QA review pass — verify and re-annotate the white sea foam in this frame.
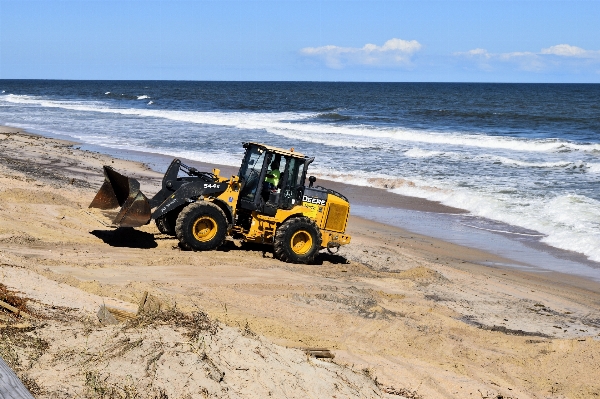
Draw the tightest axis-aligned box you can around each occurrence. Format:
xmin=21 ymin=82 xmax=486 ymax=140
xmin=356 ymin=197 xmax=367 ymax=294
xmin=389 ymin=185 xmax=600 ymax=263
xmin=137 ymin=95 xmax=150 ymax=100
xmin=491 ymin=156 xmax=582 ymax=169
xmin=404 ymin=148 xmax=443 ymax=158
xmin=105 ymin=92 xmax=110 ymax=95
xmin=403 ymin=149 xmax=590 ymax=170
xmin=147 ymin=101 xmax=153 ymax=105
xmin=587 ymin=163 xmax=600 ymax=173
xmin=309 ymin=166 xmax=600 ymax=263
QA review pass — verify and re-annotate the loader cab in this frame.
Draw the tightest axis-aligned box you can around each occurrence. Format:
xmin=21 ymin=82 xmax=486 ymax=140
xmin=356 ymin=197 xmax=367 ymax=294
xmin=238 ymin=142 xmax=313 ymax=216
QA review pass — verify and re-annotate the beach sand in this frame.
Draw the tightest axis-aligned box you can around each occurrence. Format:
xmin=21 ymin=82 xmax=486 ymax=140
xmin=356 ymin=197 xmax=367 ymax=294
xmin=1 ymin=126 xmax=599 ymax=398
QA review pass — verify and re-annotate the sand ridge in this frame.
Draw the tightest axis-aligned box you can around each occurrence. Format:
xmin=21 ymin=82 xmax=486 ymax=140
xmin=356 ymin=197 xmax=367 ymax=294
xmin=1 ymin=128 xmax=599 ymax=398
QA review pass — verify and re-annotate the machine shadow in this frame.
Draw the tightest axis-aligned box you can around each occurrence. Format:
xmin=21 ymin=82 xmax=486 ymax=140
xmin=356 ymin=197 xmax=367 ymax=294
xmin=91 ymin=228 xmax=158 ymax=249
xmin=224 ymin=241 xmax=349 ymax=265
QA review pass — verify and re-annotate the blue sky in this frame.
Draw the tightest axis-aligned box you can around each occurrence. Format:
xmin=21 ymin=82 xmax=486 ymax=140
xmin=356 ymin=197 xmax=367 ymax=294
xmin=1 ymin=0 xmax=599 ymax=82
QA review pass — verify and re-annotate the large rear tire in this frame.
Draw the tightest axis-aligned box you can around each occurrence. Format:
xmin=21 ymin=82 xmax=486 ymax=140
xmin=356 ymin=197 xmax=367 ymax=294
xmin=273 ymin=217 xmax=322 ymax=264
xmin=175 ymin=202 xmax=227 ymax=251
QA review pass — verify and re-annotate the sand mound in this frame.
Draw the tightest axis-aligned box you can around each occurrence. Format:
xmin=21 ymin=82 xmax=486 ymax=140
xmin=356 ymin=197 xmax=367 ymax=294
xmin=27 ymin=315 xmax=386 ymax=399
xmin=0 ymin=188 xmax=75 ymax=206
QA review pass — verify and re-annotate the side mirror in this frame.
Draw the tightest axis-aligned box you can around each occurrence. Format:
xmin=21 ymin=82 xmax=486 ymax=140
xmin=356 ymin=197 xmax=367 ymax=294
xmin=308 ymin=176 xmax=316 ymax=188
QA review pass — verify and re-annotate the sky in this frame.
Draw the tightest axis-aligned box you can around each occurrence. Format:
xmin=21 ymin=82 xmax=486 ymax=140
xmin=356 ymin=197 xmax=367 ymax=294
xmin=0 ymin=0 xmax=599 ymax=82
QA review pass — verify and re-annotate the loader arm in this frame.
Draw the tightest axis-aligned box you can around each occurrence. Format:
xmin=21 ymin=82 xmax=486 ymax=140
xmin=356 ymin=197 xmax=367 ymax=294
xmin=151 ymin=180 xmax=229 ymax=220
xmin=89 ymin=159 xmax=228 ymax=227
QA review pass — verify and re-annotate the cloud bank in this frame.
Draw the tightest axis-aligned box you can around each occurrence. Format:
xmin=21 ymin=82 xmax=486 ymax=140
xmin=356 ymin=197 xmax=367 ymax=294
xmin=455 ymin=44 xmax=600 ymax=72
xmin=300 ymin=38 xmax=422 ymax=69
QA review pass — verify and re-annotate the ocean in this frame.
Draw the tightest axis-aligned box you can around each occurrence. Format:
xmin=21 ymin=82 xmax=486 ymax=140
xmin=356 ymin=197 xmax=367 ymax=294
xmin=1 ymin=80 xmax=599 ymax=266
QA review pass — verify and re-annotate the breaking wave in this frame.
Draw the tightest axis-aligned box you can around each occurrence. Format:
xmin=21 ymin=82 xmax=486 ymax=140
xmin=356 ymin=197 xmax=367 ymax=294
xmin=2 ymin=94 xmax=600 ymax=154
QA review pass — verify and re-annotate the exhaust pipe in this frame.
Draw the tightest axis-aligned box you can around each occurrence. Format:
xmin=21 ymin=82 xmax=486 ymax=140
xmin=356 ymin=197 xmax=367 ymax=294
xmin=89 ymin=166 xmax=151 ymax=227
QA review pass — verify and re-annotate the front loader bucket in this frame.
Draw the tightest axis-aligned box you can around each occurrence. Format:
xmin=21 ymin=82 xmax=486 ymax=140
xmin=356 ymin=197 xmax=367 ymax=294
xmin=89 ymin=166 xmax=151 ymax=227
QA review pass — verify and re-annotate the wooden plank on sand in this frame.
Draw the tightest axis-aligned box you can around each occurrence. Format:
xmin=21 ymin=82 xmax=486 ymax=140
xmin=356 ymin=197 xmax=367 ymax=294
xmin=0 ymin=300 xmax=30 ymax=319
xmin=0 ymin=356 xmax=35 ymax=399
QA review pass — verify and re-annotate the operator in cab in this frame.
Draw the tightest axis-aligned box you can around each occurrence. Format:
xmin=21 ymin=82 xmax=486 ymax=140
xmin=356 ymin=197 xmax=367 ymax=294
xmin=265 ymin=155 xmax=281 ymax=190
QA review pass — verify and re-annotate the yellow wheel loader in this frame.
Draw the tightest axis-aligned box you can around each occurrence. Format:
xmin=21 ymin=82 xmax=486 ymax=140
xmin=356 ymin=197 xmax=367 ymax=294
xmin=89 ymin=142 xmax=351 ymax=263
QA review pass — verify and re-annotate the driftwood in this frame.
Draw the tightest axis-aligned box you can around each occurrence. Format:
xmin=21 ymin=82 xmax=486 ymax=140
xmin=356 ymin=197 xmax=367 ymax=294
xmin=105 ymin=307 xmax=136 ymax=322
xmin=97 ymin=304 xmax=138 ymax=325
xmin=0 ymin=356 xmax=35 ymax=399
xmin=0 ymin=300 xmax=30 ymax=319
xmin=137 ymin=291 xmax=162 ymax=314
xmin=303 ymin=348 xmax=335 ymax=359
xmin=96 ymin=291 xmax=163 ymax=325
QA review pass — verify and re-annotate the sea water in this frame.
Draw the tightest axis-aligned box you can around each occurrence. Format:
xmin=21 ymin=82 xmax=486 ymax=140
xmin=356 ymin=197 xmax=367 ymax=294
xmin=0 ymin=81 xmax=599 ymax=268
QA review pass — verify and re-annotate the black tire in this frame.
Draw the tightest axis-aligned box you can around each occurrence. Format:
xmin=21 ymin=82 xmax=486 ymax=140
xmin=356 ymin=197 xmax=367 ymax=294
xmin=175 ymin=202 xmax=227 ymax=251
xmin=155 ymin=205 xmax=184 ymax=236
xmin=273 ymin=217 xmax=322 ymax=264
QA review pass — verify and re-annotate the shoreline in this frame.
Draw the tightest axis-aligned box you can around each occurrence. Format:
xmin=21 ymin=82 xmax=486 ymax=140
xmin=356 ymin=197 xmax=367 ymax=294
xmin=1 ymin=125 xmax=600 ymax=398
xmin=15 ymin=123 xmax=600 ymax=282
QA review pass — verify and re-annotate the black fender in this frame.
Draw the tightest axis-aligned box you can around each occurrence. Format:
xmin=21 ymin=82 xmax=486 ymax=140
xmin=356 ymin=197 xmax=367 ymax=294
xmin=149 ymin=159 xmax=191 ymax=208
xmin=151 ymin=180 xmax=228 ymax=220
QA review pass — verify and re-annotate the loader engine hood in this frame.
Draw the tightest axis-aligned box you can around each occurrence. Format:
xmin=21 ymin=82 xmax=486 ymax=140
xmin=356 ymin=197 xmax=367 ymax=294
xmin=303 ymin=186 xmax=348 ymax=205
xmin=302 ymin=186 xmax=350 ymax=233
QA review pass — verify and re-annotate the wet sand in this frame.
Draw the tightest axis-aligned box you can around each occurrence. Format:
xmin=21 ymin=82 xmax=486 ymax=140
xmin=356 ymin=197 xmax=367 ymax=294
xmin=1 ymin=126 xmax=600 ymax=398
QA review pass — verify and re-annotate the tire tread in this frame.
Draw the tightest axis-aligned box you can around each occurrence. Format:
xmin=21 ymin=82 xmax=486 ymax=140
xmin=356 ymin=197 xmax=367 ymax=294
xmin=175 ymin=201 xmax=227 ymax=251
xmin=273 ymin=217 xmax=322 ymax=264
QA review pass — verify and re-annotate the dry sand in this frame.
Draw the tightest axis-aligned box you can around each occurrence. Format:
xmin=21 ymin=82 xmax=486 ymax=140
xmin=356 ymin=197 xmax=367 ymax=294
xmin=1 ymin=127 xmax=599 ymax=399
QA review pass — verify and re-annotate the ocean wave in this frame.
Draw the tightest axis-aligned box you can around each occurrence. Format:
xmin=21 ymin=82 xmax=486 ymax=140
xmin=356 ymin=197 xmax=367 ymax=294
xmin=315 ymin=112 xmax=352 ymax=121
xmin=2 ymin=94 xmax=600 ymax=154
xmin=403 ymin=149 xmax=592 ymax=170
xmin=388 ymin=185 xmax=600 ymax=263
xmin=137 ymin=95 xmax=150 ymax=100
xmin=491 ymin=156 xmax=586 ymax=169
xmin=587 ymin=163 xmax=600 ymax=173
xmin=311 ymin=167 xmax=600 ymax=263
xmin=404 ymin=148 xmax=443 ymax=158
xmin=265 ymin=127 xmax=372 ymax=149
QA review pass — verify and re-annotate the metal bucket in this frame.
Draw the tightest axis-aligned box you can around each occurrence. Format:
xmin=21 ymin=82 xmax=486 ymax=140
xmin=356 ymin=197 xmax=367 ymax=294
xmin=89 ymin=166 xmax=151 ymax=227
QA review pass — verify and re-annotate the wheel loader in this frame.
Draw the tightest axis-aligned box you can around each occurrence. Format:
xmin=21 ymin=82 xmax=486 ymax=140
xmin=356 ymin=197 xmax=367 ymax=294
xmin=89 ymin=142 xmax=351 ymax=263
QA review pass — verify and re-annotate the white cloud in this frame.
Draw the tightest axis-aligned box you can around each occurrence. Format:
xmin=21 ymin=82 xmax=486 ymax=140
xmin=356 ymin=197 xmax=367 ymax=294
xmin=455 ymin=48 xmax=490 ymax=58
xmin=456 ymin=44 xmax=600 ymax=72
xmin=541 ymin=44 xmax=600 ymax=58
xmin=300 ymin=38 xmax=422 ymax=69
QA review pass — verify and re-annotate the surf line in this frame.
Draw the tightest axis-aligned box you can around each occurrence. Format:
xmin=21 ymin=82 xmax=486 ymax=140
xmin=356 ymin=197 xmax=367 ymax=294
xmin=460 ymin=223 xmax=545 ymax=237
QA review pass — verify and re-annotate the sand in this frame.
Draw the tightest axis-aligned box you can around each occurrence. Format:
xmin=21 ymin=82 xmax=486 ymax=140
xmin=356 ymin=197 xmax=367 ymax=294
xmin=0 ymin=126 xmax=599 ymax=399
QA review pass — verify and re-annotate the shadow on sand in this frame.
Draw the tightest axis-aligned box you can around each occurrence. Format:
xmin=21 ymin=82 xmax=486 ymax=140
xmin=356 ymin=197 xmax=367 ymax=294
xmin=91 ymin=228 xmax=158 ymax=249
xmin=91 ymin=230 xmax=349 ymax=265
xmin=220 ymin=241 xmax=349 ymax=265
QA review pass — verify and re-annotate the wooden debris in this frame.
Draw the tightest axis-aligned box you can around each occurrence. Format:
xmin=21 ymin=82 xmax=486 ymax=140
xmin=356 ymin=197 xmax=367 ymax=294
xmin=97 ymin=304 xmax=118 ymax=325
xmin=137 ymin=291 xmax=162 ymax=315
xmin=0 ymin=299 xmax=31 ymax=319
xmin=137 ymin=291 xmax=149 ymax=314
xmin=106 ymin=307 xmax=136 ymax=322
xmin=303 ymin=348 xmax=335 ymax=359
xmin=97 ymin=304 xmax=137 ymax=324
